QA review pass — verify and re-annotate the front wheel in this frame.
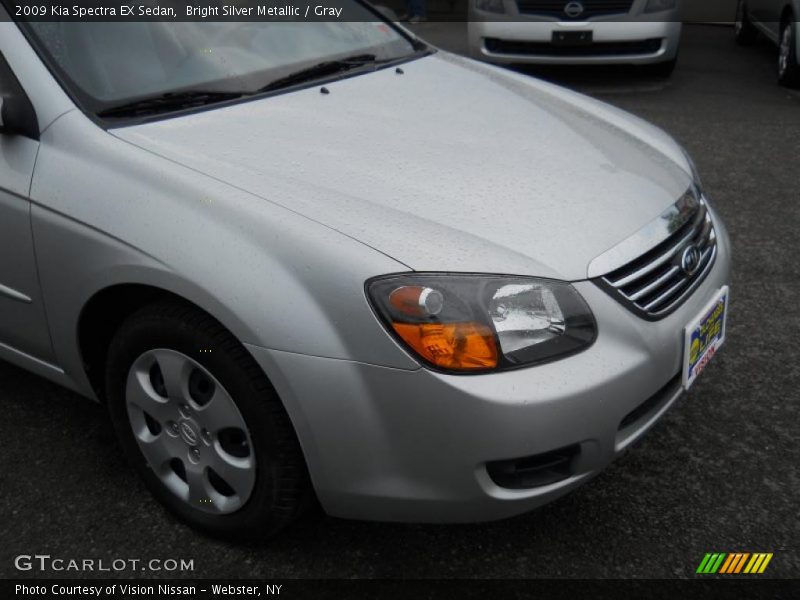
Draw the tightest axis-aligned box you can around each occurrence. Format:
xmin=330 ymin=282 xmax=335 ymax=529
xmin=106 ymin=300 xmax=311 ymax=540
xmin=778 ymin=20 xmax=800 ymax=88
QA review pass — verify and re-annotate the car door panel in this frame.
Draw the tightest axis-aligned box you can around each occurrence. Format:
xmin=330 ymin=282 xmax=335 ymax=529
xmin=0 ymin=85 xmax=55 ymax=363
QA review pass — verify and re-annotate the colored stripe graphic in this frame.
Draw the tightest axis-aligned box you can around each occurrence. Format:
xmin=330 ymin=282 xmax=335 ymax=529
xmin=727 ymin=552 xmax=750 ymax=573
xmin=697 ymin=552 xmax=773 ymax=574
xmin=719 ymin=554 xmax=736 ymax=574
xmin=711 ymin=553 xmax=726 ymax=573
xmin=720 ymin=553 xmax=744 ymax=574
xmin=744 ymin=554 xmax=760 ymax=573
xmin=744 ymin=553 xmax=774 ymax=574
xmin=696 ymin=553 xmax=726 ymax=574
xmin=696 ymin=553 xmax=713 ymax=573
xmin=733 ymin=553 xmax=750 ymax=573
xmin=758 ymin=554 xmax=773 ymax=573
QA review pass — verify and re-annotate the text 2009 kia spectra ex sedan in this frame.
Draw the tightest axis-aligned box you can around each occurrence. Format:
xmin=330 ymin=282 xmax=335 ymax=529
xmin=0 ymin=4 xmax=730 ymax=539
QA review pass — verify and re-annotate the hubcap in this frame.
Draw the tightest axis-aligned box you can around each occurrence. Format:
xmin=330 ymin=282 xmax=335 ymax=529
xmin=125 ymin=349 xmax=256 ymax=514
xmin=779 ymin=26 xmax=791 ymax=76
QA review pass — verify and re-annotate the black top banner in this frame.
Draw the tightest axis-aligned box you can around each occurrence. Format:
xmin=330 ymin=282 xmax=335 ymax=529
xmin=5 ymin=0 xmax=380 ymax=21
xmin=1 ymin=0 xmax=748 ymax=22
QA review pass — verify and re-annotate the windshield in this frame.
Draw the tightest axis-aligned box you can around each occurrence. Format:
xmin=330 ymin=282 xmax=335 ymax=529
xmin=22 ymin=6 xmax=417 ymax=117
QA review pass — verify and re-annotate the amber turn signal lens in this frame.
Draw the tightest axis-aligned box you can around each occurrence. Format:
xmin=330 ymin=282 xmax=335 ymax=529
xmin=391 ymin=322 xmax=498 ymax=371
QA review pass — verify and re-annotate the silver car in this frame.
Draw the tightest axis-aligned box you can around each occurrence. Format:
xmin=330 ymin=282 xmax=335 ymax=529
xmin=468 ymin=0 xmax=683 ymax=74
xmin=0 ymin=4 xmax=730 ymax=539
xmin=735 ymin=0 xmax=800 ymax=87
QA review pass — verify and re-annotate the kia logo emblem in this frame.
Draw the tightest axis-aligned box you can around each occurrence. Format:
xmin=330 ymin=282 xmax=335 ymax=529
xmin=180 ymin=422 xmax=198 ymax=446
xmin=681 ymin=245 xmax=702 ymax=276
xmin=564 ymin=1 xmax=585 ymax=17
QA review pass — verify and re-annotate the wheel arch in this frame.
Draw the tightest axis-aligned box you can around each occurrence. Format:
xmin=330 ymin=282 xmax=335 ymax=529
xmin=78 ymin=283 xmax=179 ymax=400
xmin=76 ymin=281 xmax=262 ymax=404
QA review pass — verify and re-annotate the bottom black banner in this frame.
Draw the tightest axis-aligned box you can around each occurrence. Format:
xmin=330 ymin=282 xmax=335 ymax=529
xmin=3 ymin=579 xmax=800 ymax=600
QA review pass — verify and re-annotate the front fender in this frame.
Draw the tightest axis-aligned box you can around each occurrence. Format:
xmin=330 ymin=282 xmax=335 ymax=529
xmin=30 ymin=111 xmax=419 ymax=399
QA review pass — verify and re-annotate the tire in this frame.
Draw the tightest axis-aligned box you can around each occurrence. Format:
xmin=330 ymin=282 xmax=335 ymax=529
xmin=778 ymin=19 xmax=800 ymax=88
xmin=106 ymin=300 xmax=312 ymax=540
xmin=734 ymin=0 xmax=759 ymax=46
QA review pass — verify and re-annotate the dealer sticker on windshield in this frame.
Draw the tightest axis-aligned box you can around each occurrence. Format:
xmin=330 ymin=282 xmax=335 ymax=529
xmin=683 ymin=286 xmax=729 ymax=389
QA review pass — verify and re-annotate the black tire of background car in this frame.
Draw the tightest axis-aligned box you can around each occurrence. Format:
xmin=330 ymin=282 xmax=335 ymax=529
xmin=734 ymin=0 xmax=759 ymax=45
xmin=105 ymin=299 xmax=313 ymax=541
xmin=778 ymin=18 xmax=800 ymax=88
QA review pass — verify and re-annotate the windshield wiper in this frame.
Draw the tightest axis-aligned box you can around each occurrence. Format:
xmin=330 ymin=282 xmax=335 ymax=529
xmin=256 ymin=54 xmax=381 ymax=93
xmin=96 ymin=53 xmax=415 ymax=118
xmin=97 ymin=90 xmax=244 ymax=119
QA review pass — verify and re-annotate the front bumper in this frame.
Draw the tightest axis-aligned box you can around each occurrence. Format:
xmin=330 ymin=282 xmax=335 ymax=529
xmin=246 ymin=210 xmax=731 ymax=523
xmin=468 ymin=20 xmax=682 ymax=65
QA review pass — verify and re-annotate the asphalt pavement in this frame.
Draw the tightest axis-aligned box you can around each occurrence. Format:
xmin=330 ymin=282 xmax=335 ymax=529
xmin=1 ymin=25 xmax=798 ymax=579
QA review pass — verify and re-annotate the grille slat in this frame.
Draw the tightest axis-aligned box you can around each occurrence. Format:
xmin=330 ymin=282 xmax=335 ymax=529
xmin=641 ymin=274 xmax=692 ymax=312
xmin=625 ymin=265 xmax=681 ymax=302
xmin=597 ymin=198 xmax=718 ymax=320
xmin=608 ymin=227 xmax=697 ymax=288
xmin=516 ymin=0 xmax=635 ymax=19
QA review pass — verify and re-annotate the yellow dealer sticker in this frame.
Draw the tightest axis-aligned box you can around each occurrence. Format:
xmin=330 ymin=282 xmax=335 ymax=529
xmin=683 ymin=286 xmax=729 ymax=389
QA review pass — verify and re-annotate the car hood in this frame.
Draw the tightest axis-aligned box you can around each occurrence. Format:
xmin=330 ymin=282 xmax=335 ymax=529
xmin=113 ymin=52 xmax=693 ymax=280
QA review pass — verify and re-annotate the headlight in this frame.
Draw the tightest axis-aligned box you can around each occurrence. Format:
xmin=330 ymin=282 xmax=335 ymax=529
xmin=645 ymin=0 xmax=677 ymax=13
xmin=367 ymin=274 xmax=596 ymax=373
xmin=475 ymin=0 xmax=506 ymax=14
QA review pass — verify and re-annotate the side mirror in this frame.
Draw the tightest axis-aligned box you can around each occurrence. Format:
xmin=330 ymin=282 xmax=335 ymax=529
xmin=0 ymin=55 xmax=39 ymax=140
xmin=372 ymin=5 xmax=400 ymax=21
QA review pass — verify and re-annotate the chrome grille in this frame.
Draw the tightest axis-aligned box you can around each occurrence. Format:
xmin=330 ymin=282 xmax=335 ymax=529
xmin=596 ymin=198 xmax=717 ymax=320
xmin=516 ymin=0 xmax=635 ymax=20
